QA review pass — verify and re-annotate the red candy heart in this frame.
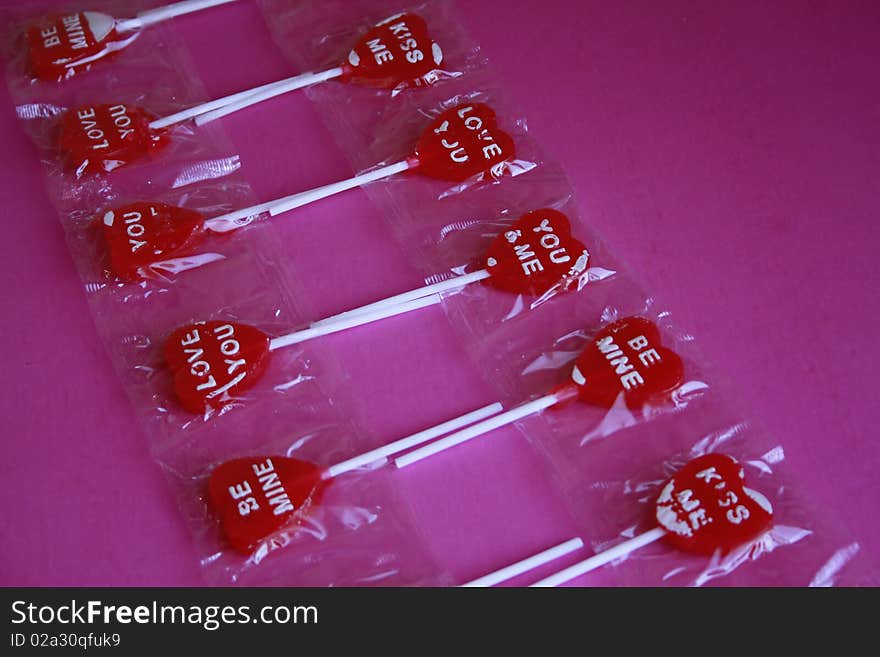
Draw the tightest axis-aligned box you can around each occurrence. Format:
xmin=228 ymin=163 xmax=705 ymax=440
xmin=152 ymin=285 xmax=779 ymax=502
xmin=208 ymin=456 xmax=328 ymax=554
xmin=656 ymin=454 xmax=774 ymax=555
xmin=165 ymin=322 xmax=271 ymax=414
xmin=26 ymin=12 xmax=135 ymax=82
xmin=343 ymin=13 xmax=442 ymax=89
xmin=485 ymin=209 xmax=590 ymax=296
xmin=58 ymin=104 xmax=167 ymax=175
xmin=414 ymin=103 xmax=516 ymax=182
xmin=571 ymin=317 xmax=685 ymax=410
xmin=100 ymin=202 xmax=206 ymax=281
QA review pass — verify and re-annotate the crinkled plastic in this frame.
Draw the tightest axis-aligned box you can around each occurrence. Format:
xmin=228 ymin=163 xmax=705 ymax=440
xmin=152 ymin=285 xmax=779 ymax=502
xmin=11 ymin=83 xmax=243 ymax=185
xmin=490 ymin=294 xmax=710 ymax=432
xmin=260 ymin=0 xmax=488 ymax=109
xmin=3 ymin=0 xmax=871 ymax=588
xmin=283 ymin=0 xmax=873 ymax=583
xmin=555 ymin=421 xmax=878 ymax=586
xmin=329 ymin=78 xmax=541 ymax=204
xmin=4 ymin=3 xmax=242 ymax=185
xmin=155 ymin=394 xmax=450 ymax=586
xmin=2 ymin=0 xmax=460 ymax=588
xmin=4 ymin=1 xmax=151 ymax=84
xmin=120 ymin=299 xmax=338 ymax=445
xmin=63 ymin=178 xmax=264 ymax=287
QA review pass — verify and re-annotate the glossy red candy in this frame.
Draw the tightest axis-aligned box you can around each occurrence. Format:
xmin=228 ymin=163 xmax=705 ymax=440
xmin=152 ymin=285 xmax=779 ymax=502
xmin=58 ymin=104 xmax=167 ymax=175
xmin=485 ymin=209 xmax=589 ymax=296
xmin=165 ymin=322 xmax=271 ymax=414
xmin=656 ymin=453 xmax=774 ymax=555
xmin=343 ymin=13 xmax=441 ymax=89
xmin=26 ymin=12 xmax=135 ymax=82
xmin=101 ymin=202 xmax=206 ymax=281
xmin=209 ymin=456 xmax=328 ymax=554
xmin=571 ymin=317 xmax=685 ymax=410
xmin=414 ymin=103 xmax=515 ymax=182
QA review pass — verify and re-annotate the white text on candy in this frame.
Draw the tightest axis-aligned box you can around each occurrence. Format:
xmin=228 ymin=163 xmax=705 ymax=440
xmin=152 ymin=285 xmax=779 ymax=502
xmin=227 ymin=459 xmax=295 ymax=518
xmin=432 ymin=106 xmax=506 ymax=165
xmin=594 ymin=333 xmax=665 ymax=390
xmin=179 ymin=325 xmax=247 ymax=394
xmin=388 ymin=19 xmax=425 ymax=63
xmin=364 ymin=19 xmax=424 ymax=67
xmin=75 ymin=105 xmax=136 ymax=151
xmin=120 ymin=207 xmax=158 ymax=253
xmin=502 ymin=217 xmax=573 ymax=276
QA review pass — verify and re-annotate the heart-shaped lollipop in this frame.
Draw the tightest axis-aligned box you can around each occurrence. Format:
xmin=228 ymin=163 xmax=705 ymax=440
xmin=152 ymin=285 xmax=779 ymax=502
xmin=58 ymin=104 xmax=168 ymax=175
xmin=159 ymin=211 xmax=590 ymax=413
xmin=164 ymin=292 xmax=443 ymax=414
xmin=207 ymin=402 xmax=503 ymax=553
xmin=485 ymin=209 xmax=589 ymax=296
xmin=47 ymin=11 xmax=443 ymax=173
xmin=164 ymin=321 xmax=271 ymax=414
xmin=159 ymin=214 xmax=589 ymax=415
xmin=414 ymin=103 xmax=516 ymax=182
xmin=92 ymin=103 xmax=517 ymax=279
xmin=208 ymin=456 xmax=328 ymax=554
xmin=472 ymin=454 xmax=776 ymax=587
xmin=309 ymin=208 xmax=591 ymax=329
xmin=342 ymin=13 xmax=442 ymax=89
xmin=179 ymin=12 xmax=446 ymax=127
xmin=259 ymin=102 xmax=517 ymax=219
xmin=24 ymin=1 xmax=237 ymax=82
xmin=571 ymin=316 xmax=685 ymax=410
xmin=656 ymin=453 xmax=774 ymax=555
xmin=394 ymin=317 xmax=686 ymax=468
xmin=101 ymin=202 xmax=206 ymax=281
xmin=26 ymin=12 xmax=135 ymax=82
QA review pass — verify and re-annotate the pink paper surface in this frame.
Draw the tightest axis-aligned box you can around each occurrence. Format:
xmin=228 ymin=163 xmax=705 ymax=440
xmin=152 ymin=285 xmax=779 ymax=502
xmin=1 ymin=0 xmax=877 ymax=586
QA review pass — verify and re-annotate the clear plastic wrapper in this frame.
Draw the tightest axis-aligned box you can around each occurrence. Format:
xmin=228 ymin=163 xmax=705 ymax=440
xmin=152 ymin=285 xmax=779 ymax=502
xmin=271 ymin=57 xmax=579 ymax=332
xmin=260 ymin=0 xmax=488 ymax=118
xmin=268 ymin=0 xmax=700 ymax=443
xmin=550 ymin=421 xmax=878 ymax=586
xmin=2 ymin=1 xmax=239 ymax=84
xmin=329 ymin=76 xmax=540 ymax=206
xmin=4 ymin=1 xmax=243 ymax=185
xmin=116 ymin=284 xmax=346 ymax=448
xmin=10 ymin=78 xmax=243 ymax=186
xmin=386 ymin=163 xmax=578 ymax=272
xmin=62 ymin=176 xmax=265 ymax=288
xmin=250 ymin=2 xmax=867 ymax=586
xmin=406 ymin=277 xmax=711 ymax=464
xmin=424 ymin=194 xmax=619 ymax=351
xmin=3 ymin=0 xmax=466 ymax=587
xmin=214 ymin=2 xmax=869 ymax=588
xmin=2 ymin=0 xmax=367 ymax=466
xmin=1 ymin=1 xmax=340 ymax=450
xmin=3 ymin=0 xmax=866 ymax=589
xmin=509 ymin=292 xmax=710 ymax=431
xmin=156 ymin=406 xmax=452 ymax=586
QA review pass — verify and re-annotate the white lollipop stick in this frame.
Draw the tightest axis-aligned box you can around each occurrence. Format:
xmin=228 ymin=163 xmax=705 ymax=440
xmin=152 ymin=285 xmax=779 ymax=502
xmin=461 ymin=538 xmax=585 ymax=588
xmin=324 ymin=402 xmax=504 ymax=479
xmin=195 ymin=67 xmax=345 ymax=125
xmin=269 ymin=293 xmax=440 ymax=352
xmin=150 ymin=75 xmax=311 ymax=130
xmin=202 ymin=160 xmax=414 ymax=233
xmin=267 ymin=160 xmax=414 ymax=217
xmin=395 ymin=390 xmax=575 ymax=468
xmin=314 ymin=269 xmax=492 ymax=327
xmin=203 ymin=196 xmax=294 ymax=233
xmin=529 ymin=527 xmax=667 ymax=587
xmin=117 ymin=0 xmax=238 ymax=32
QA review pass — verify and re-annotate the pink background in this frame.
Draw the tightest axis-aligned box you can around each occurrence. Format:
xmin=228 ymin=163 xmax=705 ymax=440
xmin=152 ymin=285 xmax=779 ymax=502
xmin=1 ymin=0 xmax=878 ymax=585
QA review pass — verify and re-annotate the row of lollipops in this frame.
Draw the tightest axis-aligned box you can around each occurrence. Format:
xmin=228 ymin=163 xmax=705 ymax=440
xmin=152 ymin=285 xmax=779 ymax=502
xmin=17 ymin=0 xmax=779 ymax=586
